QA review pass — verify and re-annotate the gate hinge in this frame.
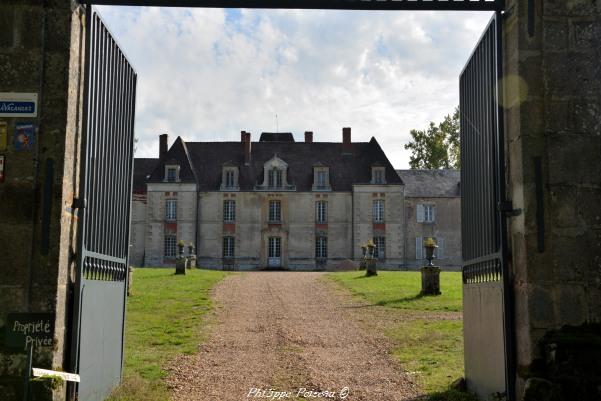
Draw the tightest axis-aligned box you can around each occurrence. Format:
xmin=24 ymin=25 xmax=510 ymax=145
xmin=498 ymin=201 xmax=521 ymax=217
xmin=72 ymin=198 xmax=87 ymax=210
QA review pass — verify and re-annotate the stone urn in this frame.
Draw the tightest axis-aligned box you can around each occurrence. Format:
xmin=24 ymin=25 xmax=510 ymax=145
xmin=359 ymin=245 xmax=367 ymax=270
xmin=365 ymin=239 xmax=378 ymax=277
xmin=175 ymin=240 xmax=187 ymax=275
xmin=420 ymin=237 xmax=441 ymax=295
xmin=188 ymin=243 xmax=196 ymax=269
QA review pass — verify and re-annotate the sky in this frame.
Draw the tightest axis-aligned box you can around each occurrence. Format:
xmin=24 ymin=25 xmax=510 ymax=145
xmin=97 ymin=6 xmax=492 ymax=168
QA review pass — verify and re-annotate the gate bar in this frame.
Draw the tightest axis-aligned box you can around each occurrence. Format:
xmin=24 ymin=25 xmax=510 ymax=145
xmin=495 ymin=9 xmax=516 ymax=401
xmin=80 ymin=0 xmax=504 ymax=11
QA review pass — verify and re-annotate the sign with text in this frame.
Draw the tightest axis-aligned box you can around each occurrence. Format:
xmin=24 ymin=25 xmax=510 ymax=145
xmin=33 ymin=368 xmax=80 ymax=383
xmin=5 ymin=313 xmax=55 ymax=350
xmin=0 ymin=93 xmax=38 ymax=117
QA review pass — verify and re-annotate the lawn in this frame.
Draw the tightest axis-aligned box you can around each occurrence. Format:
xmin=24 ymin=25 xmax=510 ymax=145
xmin=327 ymin=271 xmax=470 ymax=399
xmin=107 ymin=268 xmax=229 ymax=401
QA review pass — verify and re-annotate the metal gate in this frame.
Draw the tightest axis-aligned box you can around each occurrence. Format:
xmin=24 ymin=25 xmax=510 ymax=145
xmin=459 ymin=13 xmax=514 ymax=401
xmin=70 ymin=6 xmax=137 ymax=401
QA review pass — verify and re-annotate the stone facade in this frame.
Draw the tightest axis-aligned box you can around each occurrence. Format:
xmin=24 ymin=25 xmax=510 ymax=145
xmin=502 ymin=0 xmax=601 ymax=399
xmin=131 ymin=131 xmax=413 ymax=270
xmin=0 ymin=1 xmax=84 ymax=400
xmin=397 ymin=169 xmax=462 ymax=270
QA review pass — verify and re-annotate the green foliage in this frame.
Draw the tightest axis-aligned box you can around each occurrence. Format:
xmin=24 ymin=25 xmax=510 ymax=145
xmin=404 ymin=108 xmax=460 ymax=169
xmin=387 ymin=319 xmax=464 ymax=392
xmin=106 ymin=268 xmax=228 ymax=401
xmin=327 ymin=271 xmax=462 ymax=311
xmin=327 ymin=271 xmax=464 ymax=394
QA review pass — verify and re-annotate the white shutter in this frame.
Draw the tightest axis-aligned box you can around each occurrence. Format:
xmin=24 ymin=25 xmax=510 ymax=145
xmin=416 ymin=237 xmax=423 ymax=260
xmin=432 ymin=205 xmax=436 ymax=223
xmin=437 ymin=237 xmax=444 ymax=259
xmin=416 ymin=204 xmax=425 ymax=223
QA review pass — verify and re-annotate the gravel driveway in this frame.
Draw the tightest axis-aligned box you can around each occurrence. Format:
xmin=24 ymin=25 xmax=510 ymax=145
xmin=167 ymin=272 xmax=420 ymax=401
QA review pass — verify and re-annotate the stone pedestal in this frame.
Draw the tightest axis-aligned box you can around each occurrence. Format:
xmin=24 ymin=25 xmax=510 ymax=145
xmin=420 ymin=265 xmax=441 ymax=295
xmin=188 ymin=255 xmax=197 ymax=269
xmin=127 ymin=267 xmax=134 ymax=296
xmin=365 ymin=259 xmax=377 ymax=277
xmin=175 ymin=258 xmax=187 ymax=275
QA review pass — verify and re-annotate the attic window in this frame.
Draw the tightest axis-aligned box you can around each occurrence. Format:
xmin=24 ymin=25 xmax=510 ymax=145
xmin=165 ymin=165 xmax=180 ymax=182
xmin=312 ymin=166 xmax=331 ymax=191
xmin=221 ymin=166 xmax=239 ymax=191
xmin=371 ymin=166 xmax=386 ymax=184
xmin=268 ymin=168 xmax=283 ymax=189
xmin=256 ymin=155 xmax=295 ymax=191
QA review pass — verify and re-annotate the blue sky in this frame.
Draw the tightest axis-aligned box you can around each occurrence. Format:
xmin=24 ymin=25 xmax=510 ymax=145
xmin=97 ymin=7 xmax=492 ymax=168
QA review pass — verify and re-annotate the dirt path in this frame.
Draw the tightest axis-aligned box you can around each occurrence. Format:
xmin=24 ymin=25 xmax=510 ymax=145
xmin=167 ymin=272 xmax=420 ymax=401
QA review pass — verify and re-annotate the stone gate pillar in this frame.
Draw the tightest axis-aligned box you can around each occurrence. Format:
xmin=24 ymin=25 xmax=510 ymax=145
xmin=0 ymin=1 xmax=85 ymax=400
xmin=503 ymin=0 xmax=601 ymax=399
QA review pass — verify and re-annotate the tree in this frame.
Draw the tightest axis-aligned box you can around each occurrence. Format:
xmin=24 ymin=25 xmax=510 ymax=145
xmin=404 ymin=108 xmax=460 ymax=169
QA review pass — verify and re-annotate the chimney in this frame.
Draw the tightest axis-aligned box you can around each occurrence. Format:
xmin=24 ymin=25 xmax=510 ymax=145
xmin=159 ymin=134 xmax=168 ymax=158
xmin=241 ymin=130 xmax=246 ymax=142
xmin=243 ymin=132 xmax=252 ymax=165
xmin=342 ymin=127 xmax=351 ymax=145
xmin=305 ymin=131 xmax=313 ymax=143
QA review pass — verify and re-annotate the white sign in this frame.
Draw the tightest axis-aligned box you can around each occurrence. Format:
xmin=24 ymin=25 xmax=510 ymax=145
xmin=32 ymin=368 xmax=80 ymax=383
xmin=0 ymin=92 xmax=38 ymax=117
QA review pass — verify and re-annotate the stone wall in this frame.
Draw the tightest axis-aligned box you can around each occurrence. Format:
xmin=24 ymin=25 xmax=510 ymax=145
xmin=352 ymin=184 xmax=405 ymax=267
xmin=129 ymin=194 xmax=147 ymax=266
xmin=144 ymin=182 xmax=197 ymax=266
xmin=404 ymin=196 xmax=462 ymax=270
xmin=0 ymin=1 xmax=83 ymax=400
xmin=503 ymin=0 xmax=601 ymax=399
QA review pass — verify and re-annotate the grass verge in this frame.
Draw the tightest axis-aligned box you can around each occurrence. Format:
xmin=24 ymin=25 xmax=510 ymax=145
xmin=106 ymin=268 xmax=228 ymax=401
xmin=327 ymin=271 xmax=467 ymax=398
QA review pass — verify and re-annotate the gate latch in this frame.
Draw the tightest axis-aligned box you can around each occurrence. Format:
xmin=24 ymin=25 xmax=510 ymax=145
xmin=498 ymin=201 xmax=521 ymax=217
xmin=72 ymin=197 xmax=87 ymax=210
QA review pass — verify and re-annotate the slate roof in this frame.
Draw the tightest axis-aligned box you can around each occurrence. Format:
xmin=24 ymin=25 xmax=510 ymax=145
xmin=142 ymin=135 xmax=402 ymax=192
xmin=396 ymin=169 xmax=460 ymax=197
xmin=133 ymin=158 xmax=158 ymax=192
xmin=148 ymin=137 xmax=198 ymax=183
xmin=259 ymin=132 xmax=295 ymax=142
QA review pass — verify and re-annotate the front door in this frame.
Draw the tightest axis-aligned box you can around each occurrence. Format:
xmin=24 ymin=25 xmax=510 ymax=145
xmin=268 ymin=237 xmax=281 ymax=268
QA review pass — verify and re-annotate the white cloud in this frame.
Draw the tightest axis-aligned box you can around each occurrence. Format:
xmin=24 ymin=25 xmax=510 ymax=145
xmin=97 ymin=6 xmax=492 ymax=168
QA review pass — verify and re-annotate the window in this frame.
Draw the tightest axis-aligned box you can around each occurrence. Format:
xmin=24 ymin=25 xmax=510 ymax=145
xmin=374 ymin=169 xmax=384 ymax=184
xmin=223 ymin=200 xmax=236 ymax=222
xmin=417 ymin=204 xmax=436 ymax=223
xmin=315 ymin=236 xmax=328 ymax=259
xmin=225 ymin=170 xmax=235 ymax=188
xmin=269 ymin=200 xmax=281 ymax=222
xmin=166 ymin=167 xmax=177 ymax=182
xmin=416 ymin=237 xmax=444 ymax=260
xmin=317 ymin=171 xmax=327 ymax=189
xmin=372 ymin=166 xmax=386 ymax=184
xmin=164 ymin=235 xmax=176 ymax=258
xmin=316 ymin=201 xmax=327 ymax=223
xmin=373 ymin=236 xmax=385 ymax=259
xmin=373 ymin=199 xmax=385 ymax=222
xmin=268 ymin=168 xmax=282 ymax=188
xmin=223 ymin=236 xmax=235 ymax=258
xmin=165 ymin=199 xmax=177 ymax=221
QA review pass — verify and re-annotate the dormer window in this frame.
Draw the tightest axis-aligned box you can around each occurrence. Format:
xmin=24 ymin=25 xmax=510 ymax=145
xmin=371 ymin=166 xmax=386 ymax=184
xmin=312 ymin=165 xmax=331 ymax=191
xmin=256 ymin=154 xmax=295 ymax=191
xmin=268 ymin=168 xmax=283 ymax=189
xmin=221 ymin=165 xmax=239 ymax=190
xmin=165 ymin=165 xmax=180 ymax=182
